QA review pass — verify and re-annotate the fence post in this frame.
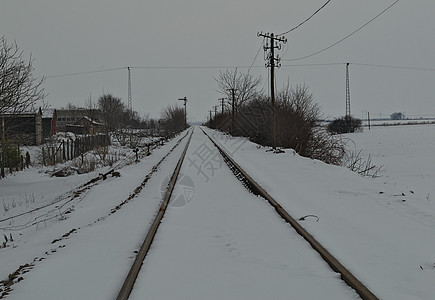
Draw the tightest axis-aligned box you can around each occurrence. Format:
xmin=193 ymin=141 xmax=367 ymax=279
xmin=62 ymin=141 xmax=66 ymax=161
xmin=75 ymin=138 xmax=79 ymax=158
xmin=52 ymin=146 xmax=55 ymax=165
xmin=66 ymin=140 xmax=70 ymax=160
xmin=71 ymin=140 xmax=75 ymax=158
xmin=26 ymin=151 xmax=30 ymax=168
xmin=0 ymin=150 xmax=4 ymax=178
xmin=42 ymin=147 xmax=46 ymax=166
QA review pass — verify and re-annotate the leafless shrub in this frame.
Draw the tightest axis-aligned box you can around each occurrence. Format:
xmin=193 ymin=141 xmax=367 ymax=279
xmin=93 ymin=145 xmax=109 ymax=161
xmin=160 ymin=104 xmax=186 ymax=137
xmin=113 ymin=128 xmax=143 ymax=148
xmin=343 ymin=149 xmax=383 ymax=178
xmin=306 ymin=128 xmax=346 ymax=165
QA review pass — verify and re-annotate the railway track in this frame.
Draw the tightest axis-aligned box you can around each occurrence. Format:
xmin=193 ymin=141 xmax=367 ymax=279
xmin=201 ymin=128 xmax=378 ymax=300
xmin=2 ymin=126 xmax=378 ymax=299
xmin=0 ymin=134 xmax=175 ymax=229
xmin=0 ymin=130 xmax=190 ymax=299
xmin=117 ymin=128 xmax=194 ymax=300
xmin=116 ymin=127 xmax=378 ymax=300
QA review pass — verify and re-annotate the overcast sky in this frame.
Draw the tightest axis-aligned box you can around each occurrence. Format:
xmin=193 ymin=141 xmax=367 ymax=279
xmin=2 ymin=0 xmax=434 ymax=121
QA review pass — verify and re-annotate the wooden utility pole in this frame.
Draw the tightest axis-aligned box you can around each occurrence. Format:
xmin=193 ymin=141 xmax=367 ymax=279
xmin=127 ymin=67 xmax=132 ymax=118
xmin=213 ymin=105 xmax=219 ymax=129
xmin=219 ymin=98 xmax=226 ymax=114
xmin=346 ymin=63 xmax=351 ymax=118
xmin=178 ymin=97 xmax=188 ymax=127
xmin=258 ymin=32 xmax=287 ymax=150
xmin=209 ymin=110 xmax=213 ymax=128
xmin=367 ymin=112 xmax=371 ymax=130
xmin=228 ymin=89 xmax=237 ymax=135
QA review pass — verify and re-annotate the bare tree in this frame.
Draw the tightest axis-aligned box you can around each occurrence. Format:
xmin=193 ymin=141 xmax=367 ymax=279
xmin=160 ymin=104 xmax=186 ymax=136
xmin=0 ymin=36 xmax=45 ymax=142
xmin=215 ymin=68 xmax=262 ymax=112
xmin=84 ymin=94 xmax=101 ymax=123
xmin=97 ymin=93 xmax=125 ymax=132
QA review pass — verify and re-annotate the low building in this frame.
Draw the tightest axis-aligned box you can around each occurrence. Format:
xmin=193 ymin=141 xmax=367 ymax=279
xmin=1 ymin=109 xmax=41 ymax=146
xmin=55 ymin=109 xmax=102 ymax=132
xmin=42 ymin=109 xmax=56 ymax=138
xmin=65 ymin=116 xmax=105 ymax=135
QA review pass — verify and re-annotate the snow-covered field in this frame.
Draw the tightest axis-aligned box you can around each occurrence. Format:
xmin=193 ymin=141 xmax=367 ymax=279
xmin=205 ymin=124 xmax=435 ymax=299
xmin=1 ymin=124 xmax=434 ymax=299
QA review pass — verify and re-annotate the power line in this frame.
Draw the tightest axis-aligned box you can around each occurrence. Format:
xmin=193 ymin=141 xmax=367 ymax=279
xmin=46 ymin=67 xmax=127 ymax=78
xmin=248 ymin=40 xmax=264 ymax=74
xmin=282 ymin=62 xmax=345 ymax=67
xmin=276 ymin=62 xmax=435 ymax=72
xmin=277 ymin=0 xmax=332 ymax=36
xmin=282 ymin=0 xmax=400 ymax=62
xmin=45 ymin=59 xmax=435 ymax=81
xmin=350 ymin=63 xmax=435 ymax=72
xmin=45 ymin=65 xmax=269 ymax=78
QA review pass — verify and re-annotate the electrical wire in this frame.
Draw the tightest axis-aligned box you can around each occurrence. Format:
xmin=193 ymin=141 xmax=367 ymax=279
xmin=277 ymin=0 xmax=331 ymax=36
xmin=45 ymin=59 xmax=435 ymax=83
xmin=46 ymin=67 xmax=127 ymax=78
xmin=130 ymin=65 xmax=259 ymax=70
xmin=280 ymin=62 xmax=435 ymax=72
xmin=45 ymin=65 xmax=269 ymax=79
xmin=282 ymin=62 xmax=345 ymax=67
xmin=350 ymin=63 xmax=435 ymax=72
xmin=282 ymin=0 xmax=400 ymax=62
xmin=248 ymin=39 xmax=264 ymax=74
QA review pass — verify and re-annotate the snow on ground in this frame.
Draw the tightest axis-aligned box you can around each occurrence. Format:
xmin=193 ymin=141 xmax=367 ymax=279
xmin=1 ymin=124 xmax=434 ymax=299
xmin=0 ymin=133 xmax=188 ymax=299
xmin=347 ymin=124 xmax=435 ymax=202
xmin=130 ymin=128 xmax=358 ymax=300
xmin=204 ymin=124 xmax=435 ymax=299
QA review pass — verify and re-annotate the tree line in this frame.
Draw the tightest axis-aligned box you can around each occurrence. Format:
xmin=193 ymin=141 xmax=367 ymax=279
xmin=208 ymin=68 xmax=350 ymax=165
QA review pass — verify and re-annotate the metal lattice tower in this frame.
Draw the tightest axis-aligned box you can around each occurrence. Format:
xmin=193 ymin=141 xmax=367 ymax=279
xmin=346 ymin=63 xmax=351 ymax=117
xmin=127 ymin=67 xmax=132 ymax=116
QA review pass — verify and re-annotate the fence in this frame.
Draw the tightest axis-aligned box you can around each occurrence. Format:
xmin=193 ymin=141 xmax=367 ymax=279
xmin=0 ymin=144 xmax=31 ymax=178
xmin=42 ymin=134 xmax=110 ymax=166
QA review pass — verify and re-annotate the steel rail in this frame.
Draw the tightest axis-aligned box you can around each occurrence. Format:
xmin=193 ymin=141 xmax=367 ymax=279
xmin=116 ymin=128 xmax=194 ymax=300
xmin=0 ymin=134 xmax=171 ymax=225
xmin=0 ymin=131 xmax=191 ymax=299
xmin=201 ymin=128 xmax=378 ymax=300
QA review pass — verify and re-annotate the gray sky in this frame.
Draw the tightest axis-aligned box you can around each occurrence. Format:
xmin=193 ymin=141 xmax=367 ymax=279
xmin=2 ymin=0 xmax=434 ymax=121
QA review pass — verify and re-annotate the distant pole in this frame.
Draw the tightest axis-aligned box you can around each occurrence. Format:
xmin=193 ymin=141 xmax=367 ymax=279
xmin=346 ymin=63 xmax=351 ymax=118
xmin=178 ymin=97 xmax=188 ymax=127
xmin=219 ymin=98 xmax=226 ymax=114
xmin=213 ymin=105 xmax=219 ymax=129
xmin=209 ymin=110 xmax=212 ymax=128
xmin=127 ymin=67 xmax=132 ymax=118
xmin=367 ymin=112 xmax=371 ymax=130
xmin=228 ymin=89 xmax=237 ymax=135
